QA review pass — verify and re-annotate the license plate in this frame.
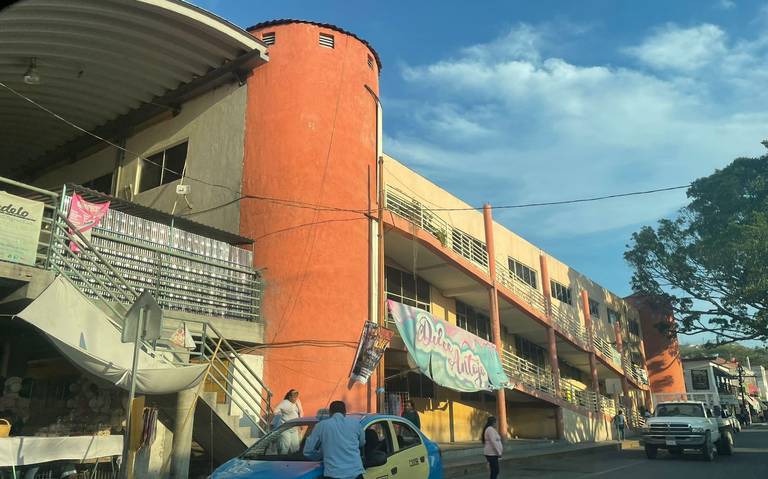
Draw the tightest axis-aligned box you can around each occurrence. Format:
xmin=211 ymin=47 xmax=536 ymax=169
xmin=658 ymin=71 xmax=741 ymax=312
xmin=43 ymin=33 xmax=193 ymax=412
xmin=666 ymin=439 xmax=677 ymax=446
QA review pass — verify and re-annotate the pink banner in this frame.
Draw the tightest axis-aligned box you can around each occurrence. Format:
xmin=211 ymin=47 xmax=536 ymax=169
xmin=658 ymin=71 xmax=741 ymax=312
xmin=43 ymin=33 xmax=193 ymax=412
xmin=68 ymin=193 xmax=110 ymax=252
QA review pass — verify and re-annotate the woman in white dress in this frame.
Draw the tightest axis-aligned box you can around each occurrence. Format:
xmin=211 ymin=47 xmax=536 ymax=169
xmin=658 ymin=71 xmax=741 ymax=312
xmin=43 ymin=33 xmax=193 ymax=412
xmin=274 ymin=389 xmax=303 ymax=454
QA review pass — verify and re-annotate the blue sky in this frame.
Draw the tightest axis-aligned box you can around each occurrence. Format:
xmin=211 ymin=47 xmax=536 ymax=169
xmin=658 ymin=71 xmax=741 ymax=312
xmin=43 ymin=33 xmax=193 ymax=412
xmin=192 ymin=1 xmax=766 ymax=329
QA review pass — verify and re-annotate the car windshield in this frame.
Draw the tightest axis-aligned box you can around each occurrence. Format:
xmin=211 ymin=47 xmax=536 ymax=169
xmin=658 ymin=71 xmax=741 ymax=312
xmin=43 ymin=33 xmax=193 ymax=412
xmin=242 ymin=421 xmax=317 ymax=461
xmin=655 ymin=404 xmax=705 ymax=417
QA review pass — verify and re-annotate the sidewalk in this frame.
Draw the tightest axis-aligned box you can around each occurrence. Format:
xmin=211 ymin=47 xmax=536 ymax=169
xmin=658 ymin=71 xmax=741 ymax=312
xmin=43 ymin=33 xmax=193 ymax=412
xmin=442 ymin=439 xmax=622 ymax=478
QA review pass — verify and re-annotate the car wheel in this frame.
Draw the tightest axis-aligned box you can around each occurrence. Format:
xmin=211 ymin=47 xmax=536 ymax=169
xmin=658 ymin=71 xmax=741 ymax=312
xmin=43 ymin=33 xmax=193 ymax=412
xmin=645 ymin=444 xmax=658 ymax=459
xmin=701 ymin=433 xmax=716 ymax=462
xmin=717 ymin=431 xmax=734 ymax=456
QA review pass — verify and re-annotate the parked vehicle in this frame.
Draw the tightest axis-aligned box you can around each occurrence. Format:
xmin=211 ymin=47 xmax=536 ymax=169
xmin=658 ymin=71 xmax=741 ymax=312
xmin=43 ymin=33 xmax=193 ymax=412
xmin=640 ymin=401 xmax=734 ymax=461
xmin=210 ymin=413 xmax=443 ymax=479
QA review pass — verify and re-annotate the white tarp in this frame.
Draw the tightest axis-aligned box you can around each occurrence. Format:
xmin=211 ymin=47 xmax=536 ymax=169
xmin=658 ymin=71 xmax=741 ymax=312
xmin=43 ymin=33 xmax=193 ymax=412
xmin=17 ymin=276 xmax=207 ymax=394
xmin=0 ymin=435 xmax=123 ymax=467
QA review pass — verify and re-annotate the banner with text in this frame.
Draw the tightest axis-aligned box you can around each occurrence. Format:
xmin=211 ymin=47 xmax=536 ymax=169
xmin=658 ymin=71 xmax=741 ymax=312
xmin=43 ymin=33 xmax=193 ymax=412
xmin=0 ymin=191 xmax=44 ymax=266
xmin=350 ymin=321 xmax=394 ymax=384
xmin=388 ymin=300 xmax=509 ymax=392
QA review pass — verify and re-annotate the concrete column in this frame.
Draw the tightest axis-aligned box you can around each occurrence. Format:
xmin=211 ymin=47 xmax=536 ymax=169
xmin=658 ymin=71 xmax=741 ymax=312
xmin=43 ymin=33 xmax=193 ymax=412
xmin=172 ymin=388 xmax=197 ymax=479
xmin=614 ymin=320 xmax=632 ymax=412
xmin=539 ymin=254 xmax=552 ymax=316
xmin=581 ymin=291 xmax=600 ymax=398
xmin=540 ymin=254 xmax=560 ymax=395
xmin=483 ymin=204 xmax=508 ymax=439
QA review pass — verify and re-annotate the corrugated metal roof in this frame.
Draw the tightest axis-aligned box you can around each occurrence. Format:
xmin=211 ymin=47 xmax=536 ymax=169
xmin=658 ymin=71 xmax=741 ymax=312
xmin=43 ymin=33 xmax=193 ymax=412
xmin=247 ymin=19 xmax=382 ymax=71
xmin=0 ymin=0 xmax=269 ymax=176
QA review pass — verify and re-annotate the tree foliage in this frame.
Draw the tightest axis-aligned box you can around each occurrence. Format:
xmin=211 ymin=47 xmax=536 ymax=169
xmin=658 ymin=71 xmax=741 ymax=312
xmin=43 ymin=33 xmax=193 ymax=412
xmin=625 ymin=156 xmax=768 ymax=344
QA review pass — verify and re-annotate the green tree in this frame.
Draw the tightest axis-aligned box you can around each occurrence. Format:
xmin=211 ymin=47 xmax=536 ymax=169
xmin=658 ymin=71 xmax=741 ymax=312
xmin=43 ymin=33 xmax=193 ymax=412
xmin=625 ymin=155 xmax=768 ymax=344
xmin=679 ymin=343 xmax=768 ymax=368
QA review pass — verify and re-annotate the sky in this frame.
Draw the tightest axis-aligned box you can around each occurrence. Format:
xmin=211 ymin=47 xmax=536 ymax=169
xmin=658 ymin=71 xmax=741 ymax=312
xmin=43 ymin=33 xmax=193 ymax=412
xmin=191 ymin=0 xmax=767 ymax=329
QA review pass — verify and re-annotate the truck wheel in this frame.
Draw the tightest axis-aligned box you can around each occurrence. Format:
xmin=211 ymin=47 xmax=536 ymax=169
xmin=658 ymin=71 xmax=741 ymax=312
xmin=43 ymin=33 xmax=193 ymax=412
xmin=645 ymin=445 xmax=658 ymax=459
xmin=717 ymin=431 xmax=734 ymax=456
xmin=701 ymin=433 xmax=716 ymax=462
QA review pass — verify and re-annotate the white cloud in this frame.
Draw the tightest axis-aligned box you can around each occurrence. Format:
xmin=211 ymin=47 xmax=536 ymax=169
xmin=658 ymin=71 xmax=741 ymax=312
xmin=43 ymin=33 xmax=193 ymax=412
xmin=386 ymin=23 xmax=768 ymax=239
xmin=717 ymin=0 xmax=736 ymax=10
xmin=624 ymin=24 xmax=727 ymax=71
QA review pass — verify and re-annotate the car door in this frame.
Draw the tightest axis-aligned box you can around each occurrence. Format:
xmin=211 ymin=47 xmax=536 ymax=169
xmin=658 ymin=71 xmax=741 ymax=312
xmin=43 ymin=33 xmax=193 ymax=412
xmin=363 ymin=419 xmax=396 ymax=479
xmin=389 ymin=419 xmax=430 ymax=478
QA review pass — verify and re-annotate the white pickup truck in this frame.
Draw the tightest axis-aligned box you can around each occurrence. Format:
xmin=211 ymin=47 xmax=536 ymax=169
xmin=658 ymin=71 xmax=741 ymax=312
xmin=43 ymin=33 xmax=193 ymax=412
xmin=640 ymin=401 xmax=735 ymax=461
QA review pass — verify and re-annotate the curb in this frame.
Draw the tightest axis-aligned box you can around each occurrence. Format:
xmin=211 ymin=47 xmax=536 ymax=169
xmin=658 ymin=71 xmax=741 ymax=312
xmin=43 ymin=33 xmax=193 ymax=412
xmin=444 ymin=442 xmax=622 ymax=478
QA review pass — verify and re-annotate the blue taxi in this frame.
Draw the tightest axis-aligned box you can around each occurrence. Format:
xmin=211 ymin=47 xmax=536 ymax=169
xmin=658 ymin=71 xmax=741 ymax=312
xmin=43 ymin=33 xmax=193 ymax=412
xmin=211 ymin=413 xmax=443 ymax=479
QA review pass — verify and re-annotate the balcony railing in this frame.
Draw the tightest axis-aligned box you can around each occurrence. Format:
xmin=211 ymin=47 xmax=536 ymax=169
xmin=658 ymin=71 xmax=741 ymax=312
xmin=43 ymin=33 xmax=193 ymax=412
xmin=593 ymin=335 xmax=622 ymax=368
xmin=624 ymin=361 xmax=649 ymax=386
xmin=495 ymin=260 xmax=547 ymax=315
xmin=560 ymin=378 xmax=598 ymax=410
xmin=384 ymin=187 xmax=489 ymax=271
xmin=599 ymin=395 xmax=617 ymax=416
xmin=550 ymin=302 xmax=589 ymax=347
xmin=0 ymin=177 xmax=262 ymax=323
xmin=500 ymin=349 xmax=556 ymax=396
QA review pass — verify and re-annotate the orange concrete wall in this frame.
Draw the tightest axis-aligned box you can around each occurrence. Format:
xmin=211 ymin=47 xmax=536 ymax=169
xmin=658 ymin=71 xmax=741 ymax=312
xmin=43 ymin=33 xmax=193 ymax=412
xmin=241 ymin=22 xmax=380 ymax=417
xmin=626 ymin=296 xmax=686 ymax=394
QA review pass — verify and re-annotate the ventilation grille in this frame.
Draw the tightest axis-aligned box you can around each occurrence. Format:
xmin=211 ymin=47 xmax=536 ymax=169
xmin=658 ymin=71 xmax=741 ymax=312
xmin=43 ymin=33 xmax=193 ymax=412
xmin=319 ymin=33 xmax=335 ymax=48
xmin=262 ymin=32 xmax=275 ymax=45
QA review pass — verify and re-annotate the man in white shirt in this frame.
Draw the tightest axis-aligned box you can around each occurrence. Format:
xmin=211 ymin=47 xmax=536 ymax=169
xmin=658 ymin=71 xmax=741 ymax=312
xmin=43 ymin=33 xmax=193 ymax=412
xmin=304 ymin=400 xmax=366 ymax=479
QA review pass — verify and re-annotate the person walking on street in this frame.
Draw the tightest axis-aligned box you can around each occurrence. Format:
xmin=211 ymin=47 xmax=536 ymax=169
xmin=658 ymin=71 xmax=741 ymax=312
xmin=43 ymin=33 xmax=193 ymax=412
xmin=614 ymin=409 xmax=626 ymax=441
xmin=274 ymin=389 xmax=304 ymax=453
xmin=304 ymin=400 xmax=366 ymax=479
xmin=402 ymin=400 xmax=421 ymax=429
xmin=481 ymin=416 xmax=503 ymax=479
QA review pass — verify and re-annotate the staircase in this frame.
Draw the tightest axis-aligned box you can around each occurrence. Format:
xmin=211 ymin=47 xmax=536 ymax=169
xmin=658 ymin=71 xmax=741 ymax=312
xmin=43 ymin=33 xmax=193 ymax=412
xmin=32 ymin=183 xmax=274 ymax=461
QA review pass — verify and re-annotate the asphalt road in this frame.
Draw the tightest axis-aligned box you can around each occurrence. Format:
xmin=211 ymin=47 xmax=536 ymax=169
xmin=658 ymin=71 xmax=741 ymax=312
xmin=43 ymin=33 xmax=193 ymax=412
xmin=464 ymin=424 xmax=768 ymax=479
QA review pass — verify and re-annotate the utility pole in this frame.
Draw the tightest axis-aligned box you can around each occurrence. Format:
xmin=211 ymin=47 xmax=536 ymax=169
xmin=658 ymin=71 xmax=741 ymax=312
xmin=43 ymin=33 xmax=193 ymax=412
xmin=737 ymin=363 xmax=751 ymax=425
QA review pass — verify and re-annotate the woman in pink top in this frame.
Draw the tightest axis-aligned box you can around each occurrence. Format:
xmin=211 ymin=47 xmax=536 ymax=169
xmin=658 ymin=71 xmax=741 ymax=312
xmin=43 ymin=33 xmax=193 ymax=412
xmin=481 ymin=416 xmax=503 ymax=479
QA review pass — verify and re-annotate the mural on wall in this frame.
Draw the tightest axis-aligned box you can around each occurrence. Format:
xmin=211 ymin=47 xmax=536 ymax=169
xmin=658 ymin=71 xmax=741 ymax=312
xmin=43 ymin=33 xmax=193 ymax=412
xmin=388 ymin=300 xmax=509 ymax=392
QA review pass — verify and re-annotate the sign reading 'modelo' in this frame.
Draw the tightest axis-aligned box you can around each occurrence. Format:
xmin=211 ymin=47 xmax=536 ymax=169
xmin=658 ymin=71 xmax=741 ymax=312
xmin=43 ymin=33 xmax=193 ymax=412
xmin=0 ymin=191 xmax=44 ymax=266
xmin=388 ymin=299 xmax=509 ymax=392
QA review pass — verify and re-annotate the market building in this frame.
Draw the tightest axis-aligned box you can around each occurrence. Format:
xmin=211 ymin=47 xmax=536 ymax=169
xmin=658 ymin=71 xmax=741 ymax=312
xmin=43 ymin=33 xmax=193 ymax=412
xmin=1 ymin=2 xmax=653 ymax=476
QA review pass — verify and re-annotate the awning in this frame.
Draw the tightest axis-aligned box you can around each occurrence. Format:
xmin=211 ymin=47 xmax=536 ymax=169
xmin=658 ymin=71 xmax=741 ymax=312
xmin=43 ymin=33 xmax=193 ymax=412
xmin=0 ymin=0 xmax=269 ymax=177
xmin=17 ymin=276 xmax=207 ymax=394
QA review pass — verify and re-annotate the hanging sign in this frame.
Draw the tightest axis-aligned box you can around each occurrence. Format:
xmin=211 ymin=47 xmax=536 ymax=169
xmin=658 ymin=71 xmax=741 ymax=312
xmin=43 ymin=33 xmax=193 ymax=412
xmin=0 ymin=191 xmax=44 ymax=266
xmin=349 ymin=321 xmax=394 ymax=384
xmin=68 ymin=193 xmax=110 ymax=252
xmin=388 ymin=300 xmax=509 ymax=392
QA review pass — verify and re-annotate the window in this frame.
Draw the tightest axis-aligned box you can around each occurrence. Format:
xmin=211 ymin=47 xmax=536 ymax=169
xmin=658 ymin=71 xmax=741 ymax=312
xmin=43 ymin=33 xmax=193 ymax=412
xmin=365 ymin=421 xmax=394 ymax=457
xmin=628 ymin=320 xmax=640 ymax=336
xmin=550 ymin=280 xmax=572 ymax=305
xmin=82 ymin=172 xmax=114 ymax=195
xmin=456 ymin=301 xmax=491 ymax=341
xmin=319 ymin=32 xmax=335 ymax=48
xmin=385 ymin=266 xmax=430 ymax=311
xmin=242 ymin=422 xmax=315 ymax=460
xmin=630 ymin=352 xmax=643 ymax=365
xmin=393 ymin=421 xmax=422 ymax=451
xmin=514 ymin=335 xmax=546 ymax=368
xmin=508 ymin=258 xmax=537 ymax=289
xmin=656 ymin=404 xmax=705 ymax=418
xmin=138 ymin=141 xmax=188 ymax=193
xmin=691 ymin=369 xmax=710 ymax=390
xmin=558 ymin=359 xmax=586 ymax=383
xmin=367 ymin=55 xmax=374 ymax=69
xmin=262 ymin=32 xmax=275 ymax=45
xmin=588 ymin=299 xmax=600 ymax=318
xmin=607 ymin=308 xmax=621 ymax=325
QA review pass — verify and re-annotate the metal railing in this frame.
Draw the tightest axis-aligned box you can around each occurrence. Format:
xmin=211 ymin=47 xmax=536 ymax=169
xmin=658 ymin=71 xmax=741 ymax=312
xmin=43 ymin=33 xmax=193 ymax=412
xmin=495 ymin=260 xmax=547 ymax=315
xmin=384 ymin=187 xmax=489 ymax=271
xmin=560 ymin=378 xmax=598 ymax=410
xmin=593 ymin=335 xmax=622 ymax=368
xmin=550 ymin=302 xmax=589 ymax=347
xmin=600 ymin=395 xmax=617 ymax=416
xmin=500 ymin=349 xmax=556 ymax=396
xmin=46 ymin=210 xmax=273 ymax=436
xmin=624 ymin=361 xmax=649 ymax=386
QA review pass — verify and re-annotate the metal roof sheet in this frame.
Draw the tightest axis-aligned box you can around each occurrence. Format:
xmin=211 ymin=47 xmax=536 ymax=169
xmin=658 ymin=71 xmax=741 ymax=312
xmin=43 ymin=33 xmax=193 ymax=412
xmin=0 ymin=0 xmax=269 ymax=176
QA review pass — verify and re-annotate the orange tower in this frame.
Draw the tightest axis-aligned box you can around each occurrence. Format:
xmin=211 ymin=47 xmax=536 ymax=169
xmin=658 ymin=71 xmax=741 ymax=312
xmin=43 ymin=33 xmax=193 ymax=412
xmin=242 ymin=20 xmax=381 ymax=416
